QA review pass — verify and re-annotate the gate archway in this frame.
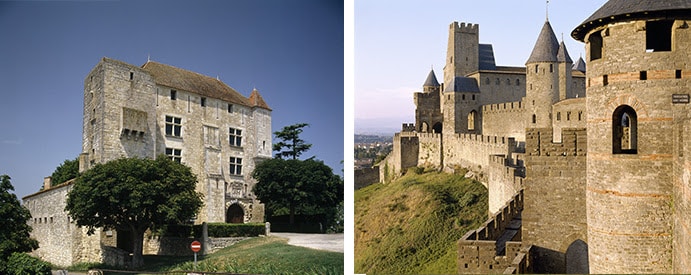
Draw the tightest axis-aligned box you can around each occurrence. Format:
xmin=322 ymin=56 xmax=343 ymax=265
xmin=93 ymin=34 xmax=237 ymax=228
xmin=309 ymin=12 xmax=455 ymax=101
xmin=226 ymin=203 xmax=244 ymax=223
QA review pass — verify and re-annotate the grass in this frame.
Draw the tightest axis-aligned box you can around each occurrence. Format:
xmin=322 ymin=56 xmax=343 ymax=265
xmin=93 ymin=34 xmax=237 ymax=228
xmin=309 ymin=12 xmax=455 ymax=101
xmin=66 ymin=236 xmax=343 ymax=275
xmin=354 ymin=170 xmax=488 ymax=274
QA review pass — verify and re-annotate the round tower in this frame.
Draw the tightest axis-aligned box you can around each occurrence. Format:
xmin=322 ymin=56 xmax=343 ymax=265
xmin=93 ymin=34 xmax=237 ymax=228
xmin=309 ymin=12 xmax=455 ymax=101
xmin=525 ymin=20 xmax=560 ymax=129
xmin=572 ymin=1 xmax=691 ymax=273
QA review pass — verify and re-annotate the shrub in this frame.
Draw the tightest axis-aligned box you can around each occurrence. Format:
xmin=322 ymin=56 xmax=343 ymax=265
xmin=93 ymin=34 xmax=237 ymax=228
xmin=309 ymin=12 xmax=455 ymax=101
xmin=4 ymin=252 xmax=51 ymax=275
xmin=207 ymin=223 xmax=265 ymax=237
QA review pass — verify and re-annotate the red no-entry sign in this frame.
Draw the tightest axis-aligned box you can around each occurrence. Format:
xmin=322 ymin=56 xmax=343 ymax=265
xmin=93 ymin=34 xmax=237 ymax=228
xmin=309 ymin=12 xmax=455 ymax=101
xmin=190 ymin=240 xmax=202 ymax=253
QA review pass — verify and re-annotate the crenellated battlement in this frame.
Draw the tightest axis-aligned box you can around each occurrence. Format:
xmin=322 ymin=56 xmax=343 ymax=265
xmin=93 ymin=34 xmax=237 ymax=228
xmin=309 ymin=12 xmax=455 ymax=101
xmin=525 ymin=128 xmax=586 ymax=157
xmin=451 ymin=21 xmax=479 ymax=33
xmin=482 ymin=101 xmax=524 ymax=113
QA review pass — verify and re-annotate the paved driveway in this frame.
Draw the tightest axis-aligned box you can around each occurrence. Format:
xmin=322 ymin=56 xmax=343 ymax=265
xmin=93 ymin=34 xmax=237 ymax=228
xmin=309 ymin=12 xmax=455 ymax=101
xmin=272 ymin=232 xmax=344 ymax=253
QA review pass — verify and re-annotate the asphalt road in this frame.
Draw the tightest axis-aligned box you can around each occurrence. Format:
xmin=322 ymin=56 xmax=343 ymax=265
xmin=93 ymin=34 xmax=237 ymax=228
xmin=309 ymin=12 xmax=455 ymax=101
xmin=271 ymin=232 xmax=344 ymax=253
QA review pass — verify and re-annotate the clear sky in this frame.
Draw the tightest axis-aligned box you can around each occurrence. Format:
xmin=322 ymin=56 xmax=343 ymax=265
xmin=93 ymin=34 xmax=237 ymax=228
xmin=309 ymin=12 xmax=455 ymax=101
xmin=355 ymin=0 xmax=608 ymax=134
xmin=0 ymin=0 xmax=344 ymax=199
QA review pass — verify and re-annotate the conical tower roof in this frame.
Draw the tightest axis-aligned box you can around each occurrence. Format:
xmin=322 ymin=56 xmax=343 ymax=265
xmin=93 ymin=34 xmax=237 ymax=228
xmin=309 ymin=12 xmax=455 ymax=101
xmin=572 ymin=0 xmax=691 ymax=41
xmin=526 ymin=20 xmax=560 ymax=64
xmin=573 ymin=57 xmax=586 ymax=72
xmin=423 ymin=69 xmax=440 ymax=87
xmin=557 ymin=41 xmax=573 ymax=63
xmin=249 ymin=88 xmax=271 ymax=111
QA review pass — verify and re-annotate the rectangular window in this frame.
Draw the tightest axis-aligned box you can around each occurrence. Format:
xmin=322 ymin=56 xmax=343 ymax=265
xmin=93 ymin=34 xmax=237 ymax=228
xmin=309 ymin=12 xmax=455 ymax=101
xmin=129 ymin=72 xmax=134 ymax=80
xmin=603 ymin=75 xmax=608 ymax=86
xmin=640 ymin=71 xmax=647 ymax=80
xmin=228 ymin=104 xmax=233 ymax=113
xmin=229 ymin=157 xmax=242 ymax=175
xmin=165 ymin=148 xmax=182 ymax=163
xmin=229 ymin=128 xmax=242 ymax=147
xmin=201 ymin=97 xmax=207 ymax=107
xmin=676 ymin=70 xmax=682 ymax=79
xmin=646 ymin=20 xmax=673 ymax=52
xmin=171 ymin=90 xmax=177 ymax=100
xmin=165 ymin=116 xmax=182 ymax=137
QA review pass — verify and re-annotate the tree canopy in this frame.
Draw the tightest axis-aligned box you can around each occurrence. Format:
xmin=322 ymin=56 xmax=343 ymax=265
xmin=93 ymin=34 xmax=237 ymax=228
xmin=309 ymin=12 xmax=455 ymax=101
xmin=65 ymin=156 xmax=203 ymax=267
xmin=0 ymin=174 xmax=39 ymax=260
xmin=252 ymin=158 xmax=343 ymax=226
xmin=49 ymin=157 xmax=79 ymax=187
xmin=272 ymin=123 xmax=312 ymax=159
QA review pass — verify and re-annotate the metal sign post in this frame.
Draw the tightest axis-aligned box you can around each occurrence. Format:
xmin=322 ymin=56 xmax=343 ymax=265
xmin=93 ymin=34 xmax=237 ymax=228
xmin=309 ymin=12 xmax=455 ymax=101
xmin=190 ymin=240 xmax=202 ymax=271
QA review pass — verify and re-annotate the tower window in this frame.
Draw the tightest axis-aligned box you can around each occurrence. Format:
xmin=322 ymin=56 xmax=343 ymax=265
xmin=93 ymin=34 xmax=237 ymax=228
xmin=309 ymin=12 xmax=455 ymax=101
xmin=170 ymin=90 xmax=177 ymax=100
xmin=676 ymin=70 xmax=682 ymax=79
xmin=549 ymin=64 xmax=553 ymax=73
xmin=535 ymin=65 xmax=539 ymax=73
xmin=516 ymin=79 xmax=520 ymax=86
xmin=532 ymin=114 xmax=537 ymax=124
xmin=589 ymin=31 xmax=603 ymax=61
xmin=603 ymin=75 xmax=608 ymax=86
xmin=462 ymin=94 xmax=466 ymax=100
xmin=557 ymin=112 xmax=561 ymax=121
xmin=646 ymin=20 xmax=673 ymax=52
xmin=485 ymin=78 xmax=490 ymax=85
xmin=640 ymin=71 xmax=647 ymax=80
xmin=612 ymin=105 xmax=637 ymax=154
xmin=496 ymin=78 xmax=500 ymax=85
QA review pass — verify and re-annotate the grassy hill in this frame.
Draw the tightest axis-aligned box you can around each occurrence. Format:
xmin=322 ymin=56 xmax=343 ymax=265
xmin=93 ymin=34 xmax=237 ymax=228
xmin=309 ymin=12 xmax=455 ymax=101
xmin=354 ymin=168 xmax=488 ymax=274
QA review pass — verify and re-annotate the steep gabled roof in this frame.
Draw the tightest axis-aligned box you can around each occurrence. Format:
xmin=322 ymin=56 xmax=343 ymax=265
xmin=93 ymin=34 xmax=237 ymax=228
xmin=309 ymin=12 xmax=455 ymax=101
xmin=526 ymin=20 xmax=559 ymax=64
xmin=141 ymin=61 xmax=251 ymax=107
xmin=423 ymin=69 xmax=440 ymax=87
xmin=572 ymin=0 xmax=691 ymax=41
xmin=557 ymin=41 xmax=573 ymax=63
xmin=249 ymin=88 xmax=272 ymax=111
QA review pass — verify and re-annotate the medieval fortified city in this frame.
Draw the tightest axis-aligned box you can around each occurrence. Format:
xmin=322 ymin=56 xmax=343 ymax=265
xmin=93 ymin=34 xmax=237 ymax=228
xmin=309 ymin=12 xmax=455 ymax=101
xmin=356 ymin=0 xmax=691 ymax=274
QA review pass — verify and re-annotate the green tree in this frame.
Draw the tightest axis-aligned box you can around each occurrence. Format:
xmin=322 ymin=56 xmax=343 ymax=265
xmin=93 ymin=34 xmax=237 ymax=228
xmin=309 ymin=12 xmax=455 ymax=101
xmin=252 ymin=158 xmax=343 ymax=226
xmin=50 ymin=157 xmax=79 ymax=187
xmin=0 ymin=175 xmax=39 ymax=261
xmin=272 ymin=123 xmax=312 ymax=159
xmin=65 ymin=156 xmax=203 ymax=268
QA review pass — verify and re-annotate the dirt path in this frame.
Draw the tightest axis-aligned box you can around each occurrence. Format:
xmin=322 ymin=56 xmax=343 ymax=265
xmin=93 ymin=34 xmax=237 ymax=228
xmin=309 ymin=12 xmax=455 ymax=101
xmin=271 ymin=232 xmax=344 ymax=253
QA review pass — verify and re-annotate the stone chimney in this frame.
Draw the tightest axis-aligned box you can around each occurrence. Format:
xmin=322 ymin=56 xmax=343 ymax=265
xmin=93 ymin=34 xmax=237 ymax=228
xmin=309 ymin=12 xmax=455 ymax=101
xmin=43 ymin=177 xmax=52 ymax=190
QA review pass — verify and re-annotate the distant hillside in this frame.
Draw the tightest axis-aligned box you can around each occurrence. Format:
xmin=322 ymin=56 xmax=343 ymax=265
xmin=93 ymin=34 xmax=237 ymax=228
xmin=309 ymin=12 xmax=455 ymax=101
xmin=354 ymin=169 xmax=488 ymax=274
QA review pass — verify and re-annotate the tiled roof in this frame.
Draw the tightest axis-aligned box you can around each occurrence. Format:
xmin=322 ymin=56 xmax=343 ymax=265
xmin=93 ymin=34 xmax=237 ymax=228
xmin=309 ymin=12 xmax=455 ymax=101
xmin=526 ymin=21 xmax=559 ymax=64
xmin=572 ymin=0 xmax=691 ymax=41
xmin=249 ymin=88 xmax=271 ymax=110
xmin=423 ymin=69 xmax=440 ymax=87
xmin=141 ymin=61 xmax=251 ymax=107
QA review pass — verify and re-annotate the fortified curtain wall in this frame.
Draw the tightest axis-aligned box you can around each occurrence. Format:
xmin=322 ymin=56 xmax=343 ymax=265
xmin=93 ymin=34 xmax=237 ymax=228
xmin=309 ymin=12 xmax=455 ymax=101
xmin=481 ymin=101 xmax=527 ymax=141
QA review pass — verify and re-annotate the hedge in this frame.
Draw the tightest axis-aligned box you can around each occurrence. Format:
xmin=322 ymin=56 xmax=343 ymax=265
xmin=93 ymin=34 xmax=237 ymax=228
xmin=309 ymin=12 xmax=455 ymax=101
xmin=3 ymin=253 xmax=51 ymax=275
xmin=160 ymin=223 xmax=265 ymax=237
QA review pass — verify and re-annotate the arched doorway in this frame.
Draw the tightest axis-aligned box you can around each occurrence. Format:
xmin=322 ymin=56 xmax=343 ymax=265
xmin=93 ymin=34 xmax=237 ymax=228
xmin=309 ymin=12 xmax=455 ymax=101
xmin=565 ymin=239 xmax=589 ymax=274
xmin=226 ymin=204 xmax=244 ymax=223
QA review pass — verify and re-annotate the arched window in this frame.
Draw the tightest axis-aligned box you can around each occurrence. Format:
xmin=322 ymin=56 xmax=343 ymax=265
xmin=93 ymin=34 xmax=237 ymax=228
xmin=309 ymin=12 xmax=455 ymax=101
xmin=433 ymin=122 xmax=442 ymax=133
xmin=468 ymin=110 xmax=477 ymax=131
xmin=420 ymin=122 xmax=429 ymax=133
xmin=612 ymin=105 xmax=637 ymax=154
xmin=485 ymin=78 xmax=490 ymax=85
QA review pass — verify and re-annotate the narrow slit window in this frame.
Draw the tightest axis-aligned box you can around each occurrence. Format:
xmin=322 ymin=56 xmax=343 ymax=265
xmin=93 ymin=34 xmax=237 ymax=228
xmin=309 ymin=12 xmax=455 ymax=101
xmin=201 ymin=97 xmax=207 ymax=107
xmin=676 ymin=70 xmax=682 ymax=79
xmin=171 ymin=90 xmax=177 ymax=100
xmin=603 ymin=75 xmax=608 ymax=86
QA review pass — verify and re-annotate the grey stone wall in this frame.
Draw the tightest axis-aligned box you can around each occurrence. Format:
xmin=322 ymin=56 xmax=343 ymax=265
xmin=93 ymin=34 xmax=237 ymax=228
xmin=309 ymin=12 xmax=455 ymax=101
xmin=354 ymin=167 xmax=379 ymax=190
xmin=481 ymin=101 xmax=526 ymax=141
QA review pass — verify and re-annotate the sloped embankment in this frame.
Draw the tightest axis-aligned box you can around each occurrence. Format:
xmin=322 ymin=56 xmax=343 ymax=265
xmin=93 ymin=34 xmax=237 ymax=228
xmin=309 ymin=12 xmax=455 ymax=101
xmin=354 ymin=169 xmax=488 ymax=274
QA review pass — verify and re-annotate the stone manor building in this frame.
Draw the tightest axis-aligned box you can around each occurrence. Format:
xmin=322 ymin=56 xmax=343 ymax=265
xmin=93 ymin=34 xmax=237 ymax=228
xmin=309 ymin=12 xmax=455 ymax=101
xmin=376 ymin=0 xmax=691 ymax=273
xmin=23 ymin=57 xmax=272 ymax=266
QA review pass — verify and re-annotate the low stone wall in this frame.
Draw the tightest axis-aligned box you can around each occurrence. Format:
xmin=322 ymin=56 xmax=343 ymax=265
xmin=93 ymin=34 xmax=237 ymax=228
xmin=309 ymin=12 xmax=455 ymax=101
xmin=354 ymin=166 xmax=379 ymax=189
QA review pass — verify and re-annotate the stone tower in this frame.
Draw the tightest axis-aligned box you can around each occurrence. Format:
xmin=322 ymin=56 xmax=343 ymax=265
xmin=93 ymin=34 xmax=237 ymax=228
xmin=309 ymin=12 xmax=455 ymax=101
xmin=557 ymin=40 xmax=573 ymax=100
xmin=443 ymin=22 xmax=479 ymax=85
xmin=414 ymin=69 xmax=442 ymax=133
xmin=572 ymin=1 xmax=691 ymax=273
xmin=525 ymin=20 xmax=560 ymax=129
xmin=441 ymin=76 xmax=481 ymax=134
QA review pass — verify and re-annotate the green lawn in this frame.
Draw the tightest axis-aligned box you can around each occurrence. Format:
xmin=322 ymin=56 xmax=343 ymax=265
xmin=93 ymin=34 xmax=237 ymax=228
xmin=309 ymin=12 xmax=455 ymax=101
xmin=68 ymin=236 xmax=343 ymax=275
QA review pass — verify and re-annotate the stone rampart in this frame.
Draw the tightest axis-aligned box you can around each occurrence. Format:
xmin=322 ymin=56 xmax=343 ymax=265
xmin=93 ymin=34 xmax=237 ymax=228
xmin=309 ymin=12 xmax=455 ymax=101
xmin=482 ymin=101 xmax=526 ymax=141
xmin=354 ymin=166 xmax=380 ymax=189
xmin=488 ymin=154 xmax=525 ymax=214
xmin=458 ymin=190 xmax=530 ymax=274
xmin=442 ymin=134 xmax=519 ymax=184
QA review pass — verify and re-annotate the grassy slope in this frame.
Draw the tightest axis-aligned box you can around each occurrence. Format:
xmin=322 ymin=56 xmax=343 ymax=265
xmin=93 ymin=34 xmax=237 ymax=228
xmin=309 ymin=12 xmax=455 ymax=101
xmin=354 ymin=170 xmax=488 ymax=274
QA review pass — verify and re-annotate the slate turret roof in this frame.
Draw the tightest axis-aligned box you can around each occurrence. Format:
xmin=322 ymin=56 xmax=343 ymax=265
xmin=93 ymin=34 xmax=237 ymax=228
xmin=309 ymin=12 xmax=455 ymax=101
xmin=557 ymin=41 xmax=573 ymax=63
xmin=526 ymin=20 xmax=560 ymax=64
xmin=573 ymin=57 xmax=586 ymax=72
xmin=572 ymin=0 xmax=691 ymax=41
xmin=141 ymin=61 xmax=253 ymax=107
xmin=444 ymin=77 xmax=480 ymax=93
xmin=423 ymin=69 xmax=440 ymax=87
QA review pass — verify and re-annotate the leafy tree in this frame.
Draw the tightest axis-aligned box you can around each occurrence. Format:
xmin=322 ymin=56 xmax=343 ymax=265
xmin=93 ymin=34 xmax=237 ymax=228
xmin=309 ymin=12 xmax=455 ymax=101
xmin=273 ymin=123 xmax=312 ymax=159
xmin=0 ymin=174 xmax=39 ymax=261
xmin=65 ymin=156 xmax=203 ymax=268
xmin=50 ymin=157 xmax=79 ymax=186
xmin=4 ymin=252 xmax=51 ymax=275
xmin=252 ymin=158 xmax=343 ymax=226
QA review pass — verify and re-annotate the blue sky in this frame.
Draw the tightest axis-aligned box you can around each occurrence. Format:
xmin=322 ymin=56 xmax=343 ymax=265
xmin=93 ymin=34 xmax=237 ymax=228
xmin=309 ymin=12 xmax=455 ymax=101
xmin=355 ymin=0 xmax=608 ymax=134
xmin=0 ymin=0 xmax=344 ymax=199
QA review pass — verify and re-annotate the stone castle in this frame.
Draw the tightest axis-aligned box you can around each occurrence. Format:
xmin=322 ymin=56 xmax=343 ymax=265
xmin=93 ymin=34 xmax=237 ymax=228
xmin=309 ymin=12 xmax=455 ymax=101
xmin=375 ymin=0 xmax=691 ymax=273
xmin=22 ymin=57 xmax=272 ymax=266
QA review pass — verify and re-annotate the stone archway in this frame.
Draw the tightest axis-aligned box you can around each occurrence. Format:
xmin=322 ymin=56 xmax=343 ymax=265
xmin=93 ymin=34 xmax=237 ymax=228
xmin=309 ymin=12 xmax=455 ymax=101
xmin=565 ymin=239 xmax=589 ymax=274
xmin=226 ymin=203 xmax=244 ymax=223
